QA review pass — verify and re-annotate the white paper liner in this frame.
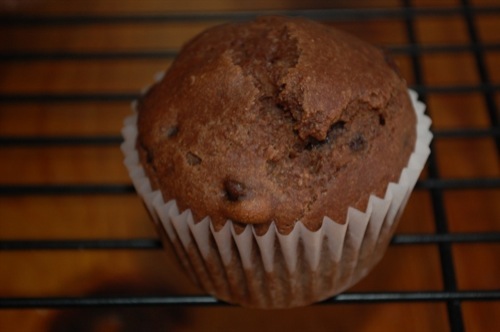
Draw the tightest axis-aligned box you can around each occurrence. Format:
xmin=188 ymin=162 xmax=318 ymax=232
xmin=121 ymin=88 xmax=432 ymax=308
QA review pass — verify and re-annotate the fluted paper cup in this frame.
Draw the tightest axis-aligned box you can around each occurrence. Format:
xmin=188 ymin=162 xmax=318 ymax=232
xmin=121 ymin=88 xmax=432 ymax=308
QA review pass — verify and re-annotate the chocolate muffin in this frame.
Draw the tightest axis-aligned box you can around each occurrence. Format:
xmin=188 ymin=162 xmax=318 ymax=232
xmin=136 ymin=16 xmax=416 ymax=235
xmin=122 ymin=16 xmax=432 ymax=308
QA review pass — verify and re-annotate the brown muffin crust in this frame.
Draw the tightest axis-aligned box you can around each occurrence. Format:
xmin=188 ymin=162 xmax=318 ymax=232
xmin=136 ymin=16 xmax=416 ymax=235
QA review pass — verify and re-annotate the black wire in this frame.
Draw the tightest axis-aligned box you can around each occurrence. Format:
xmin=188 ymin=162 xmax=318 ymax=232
xmin=460 ymin=0 xmax=500 ymax=152
xmin=1 ymin=7 xmax=499 ymax=26
xmin=0 ymin=84 xmax=498 ymax=104
xmin=0 ymin=239 xmax=162 ymax=250
xmin=0 ymin=135 xmax=123 ymax=146
xmin=1 ymin=43 xmax=500 ymax=62
xmin=0 ymin=184 xmax=135 ymax=195
xmin=2 ymin=291 xmax=499 ymax=309
xmin=0 ymin=127 xmax=498 ymax=147
xmin=402 ymin=1 xmax=465 ymax=331
xmin=1 ymin=233 xmax=499 ymax=251
xmin=0 ymin=178 xmax=497 ymax=197
xmin=0 ymin=92 xmax=138 ymax=103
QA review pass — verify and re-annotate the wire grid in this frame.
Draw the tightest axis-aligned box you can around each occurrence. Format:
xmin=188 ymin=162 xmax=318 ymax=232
xmin=0 ymin=1 xmax=499 ymax=331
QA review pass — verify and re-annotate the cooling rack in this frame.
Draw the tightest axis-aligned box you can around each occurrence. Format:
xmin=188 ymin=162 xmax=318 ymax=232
xmin=0 ymin=0 xmax=499 ymax=331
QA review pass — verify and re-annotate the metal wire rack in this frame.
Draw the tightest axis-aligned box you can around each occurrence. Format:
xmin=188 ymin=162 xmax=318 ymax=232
xmin=0 ymin=0 xmax=499 ymax=331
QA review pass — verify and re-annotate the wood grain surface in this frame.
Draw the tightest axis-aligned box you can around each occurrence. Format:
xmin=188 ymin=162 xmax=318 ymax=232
xmin=0 ymin=0 xmax=498 ymax=331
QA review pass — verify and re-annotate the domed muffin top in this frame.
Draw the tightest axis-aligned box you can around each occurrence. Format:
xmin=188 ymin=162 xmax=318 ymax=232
xmin=136 ymin=16 xmax=416 ymax=235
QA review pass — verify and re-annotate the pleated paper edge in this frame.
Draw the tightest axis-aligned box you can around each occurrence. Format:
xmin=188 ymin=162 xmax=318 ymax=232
xmin=121 ymin=88 xmax=432 ymax=306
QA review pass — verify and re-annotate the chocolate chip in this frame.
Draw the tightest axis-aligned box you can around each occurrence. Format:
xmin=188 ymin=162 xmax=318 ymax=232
xmin=146 ymin=151 xmax=153 ymax=163
xmin=304 ymin=120 xmax=347 ymax=150
xmin=349 ymin=133 xmax=366 ymax=152
xmin=379 ymin=114 xmax=386 ymax=126
xmin=328 ymin=120 xmax=346 ymax=140
xmin=139 ymin=141 xmax=154 ymax=164
xmin=304 ymin=136 xmax=324 ymax=150
xmin=186 ymin=152 xmax=201 ymax=166
xmin=224 ymin=179 xmax=246 ymax=202
xmin=163 ymin=125 xmax=178 ymax=138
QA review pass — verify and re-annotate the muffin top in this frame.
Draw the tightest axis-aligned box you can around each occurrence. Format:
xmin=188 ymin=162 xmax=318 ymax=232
xmin=136 ymin=16 xmax=416 ymax=235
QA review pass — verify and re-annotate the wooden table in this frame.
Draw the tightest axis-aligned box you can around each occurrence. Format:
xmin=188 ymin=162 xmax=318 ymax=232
xmin=0 ymin=1 xmax=498 ymax=331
